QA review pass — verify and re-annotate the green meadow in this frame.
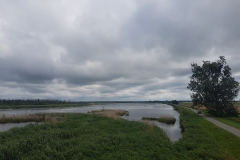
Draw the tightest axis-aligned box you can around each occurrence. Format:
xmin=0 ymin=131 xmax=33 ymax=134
xmin=0 ymin=105 xmax=239 ymax=160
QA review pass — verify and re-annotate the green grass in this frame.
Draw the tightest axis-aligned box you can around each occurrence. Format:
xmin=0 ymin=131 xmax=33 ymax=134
xmin=213 ymin=117 xmax=240 ymax=130
xmin=196 ymin=117 xmax=240 ymax=159
xmin=173 ymin=104 xmax=240 ymax=159
xmin=142 ymin=117 xmax=159 ymax=121
xmin=158 ymin=117 xmax=176 ymax=124
xmin=179 ymin=102 xmax=240 ymax=130
xmin=0 ymin=107 xmax=239 ymax=159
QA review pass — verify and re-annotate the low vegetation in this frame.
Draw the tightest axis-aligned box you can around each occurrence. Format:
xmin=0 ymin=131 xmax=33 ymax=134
xmin=158 ymin=117 xmax=176 ymax=124
xmin=0 ymin=105 xmax=240 ymax=159
xmin=179 ymin=102 xmax=240 ymax=113
xmin=234 ymin=103 xmax=240 ymax=113
xmin=142 ymin=117 xmax=176 ymax=124
xmin=90 ymin=109 xmax=129 ymax=119
xmin=179 ymin=102 xmax=240 ymax=130
xmin=172 ymin=104 xmax=240 ymax=159
xmin=142 ymin=117 xmax=159 ymax=121
xmin=116 ymin=110 xmax=129 ymax=116
xmin=213 ymin=117 xmax=240 ymax=130
xmin=0 ymin=114 xmax=65 ymax=124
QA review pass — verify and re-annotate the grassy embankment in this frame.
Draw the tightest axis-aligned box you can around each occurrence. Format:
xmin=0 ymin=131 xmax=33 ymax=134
xmin=0 ymin=106 xmax=240 ymax=159
xmin=0 ymin=103 xmax=91 ymax=109
xmin=179 ymin=102 xmax=240 ymax=130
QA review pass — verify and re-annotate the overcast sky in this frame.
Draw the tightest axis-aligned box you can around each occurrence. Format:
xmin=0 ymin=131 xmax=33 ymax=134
xmin=0 ymin=0 xmax=240 ymax=101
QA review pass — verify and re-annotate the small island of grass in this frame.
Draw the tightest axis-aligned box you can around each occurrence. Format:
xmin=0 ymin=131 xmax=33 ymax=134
xmin=142 ymin=116 xmax=176 ymax=124
xmin=0 ymin=114 xmax=65 ymax=124
xmin=90 ymin=109 xmax=129 ymax=119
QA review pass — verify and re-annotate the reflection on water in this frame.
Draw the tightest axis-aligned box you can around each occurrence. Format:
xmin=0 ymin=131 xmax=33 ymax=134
xmin=0 ymin=122 xmax=36 ymax=132
xmin=118 ymin=104 xmax=182 ymax=142
xmin=0 ymin=103 xmax=182 ymax=141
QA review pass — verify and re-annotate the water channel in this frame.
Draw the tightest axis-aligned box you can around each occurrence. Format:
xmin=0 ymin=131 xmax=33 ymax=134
xmin=0 ymin=103 xmax=182 ymax=141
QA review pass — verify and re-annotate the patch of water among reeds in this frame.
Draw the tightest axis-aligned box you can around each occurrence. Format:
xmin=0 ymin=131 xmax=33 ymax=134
xmin=0 ymin=103 xmax=182 ymax=141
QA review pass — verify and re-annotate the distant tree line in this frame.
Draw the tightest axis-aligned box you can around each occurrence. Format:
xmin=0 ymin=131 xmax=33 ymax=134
xmin=0 ymin=99 xmax=71 ymax=105
xmin=171 ymin=100 xmax=179 ymax=104
xmin=148 ymin=100 xmax=179 ymax=104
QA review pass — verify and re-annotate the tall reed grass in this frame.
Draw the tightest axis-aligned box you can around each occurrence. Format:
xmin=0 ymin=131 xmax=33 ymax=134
xmin=0 ymin=114 xmax=65 ymax=124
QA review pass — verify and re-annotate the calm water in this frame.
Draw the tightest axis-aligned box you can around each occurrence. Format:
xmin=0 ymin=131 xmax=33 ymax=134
xmin=0 ymin=122 xmax=37 ymax=132
xmin=0 ymin=103 xmax=182 ymax=141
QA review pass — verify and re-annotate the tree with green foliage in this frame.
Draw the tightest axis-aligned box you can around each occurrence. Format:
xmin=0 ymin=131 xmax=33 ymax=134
xmin=171 ymin=100 xmax=179 ymax=104
xmin=187 ymin=56 xmax=239 ymax=117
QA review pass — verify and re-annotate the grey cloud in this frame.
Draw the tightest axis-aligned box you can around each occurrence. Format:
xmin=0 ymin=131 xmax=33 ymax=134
xmin=122 ymin=1 xmax=240 ymax=60
xmin=0 ymin=1 xmax=240 ymax=100
xmin=140 ymin=80 xmax=187 ymax=92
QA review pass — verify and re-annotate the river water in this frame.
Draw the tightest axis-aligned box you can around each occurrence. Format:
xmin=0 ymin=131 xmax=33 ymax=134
xmin=0 ymin=103 xmax=182 ymax=141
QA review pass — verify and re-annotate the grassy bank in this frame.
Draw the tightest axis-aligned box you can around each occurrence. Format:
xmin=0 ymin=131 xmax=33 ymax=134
xmin=172 ymin=104 xmax=240 ymax=159
xmin=213 ymin=117 xmax=240 ymax=130
xmin=179 ymin=102 xmax=240 ymax=130
xmin=0 ymin=106 xmax=239 ymax=159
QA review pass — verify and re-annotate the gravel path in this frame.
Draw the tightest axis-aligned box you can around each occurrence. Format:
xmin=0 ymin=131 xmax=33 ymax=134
xmin=189 ymin=108 xmax=240 ymax=138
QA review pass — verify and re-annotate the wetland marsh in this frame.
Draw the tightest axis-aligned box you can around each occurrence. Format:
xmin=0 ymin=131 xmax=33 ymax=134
xmin=0 ymin=103 xmax=181 ymax=141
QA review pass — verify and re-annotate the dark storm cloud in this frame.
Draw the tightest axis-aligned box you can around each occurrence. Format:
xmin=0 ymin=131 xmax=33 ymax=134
xmin=0 ymin=0 xmax=240 ymax=100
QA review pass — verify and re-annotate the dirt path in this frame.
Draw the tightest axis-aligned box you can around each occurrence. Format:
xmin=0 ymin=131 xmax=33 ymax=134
xmin=188 ymin=108 xmax=240 ymax=138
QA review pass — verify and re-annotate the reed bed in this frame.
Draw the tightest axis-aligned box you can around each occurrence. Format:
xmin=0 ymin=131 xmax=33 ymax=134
xmin=90 ymin=109 xmax=129 ymax=119
xmin=0 ymin=114 xmax=65 ymax=124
